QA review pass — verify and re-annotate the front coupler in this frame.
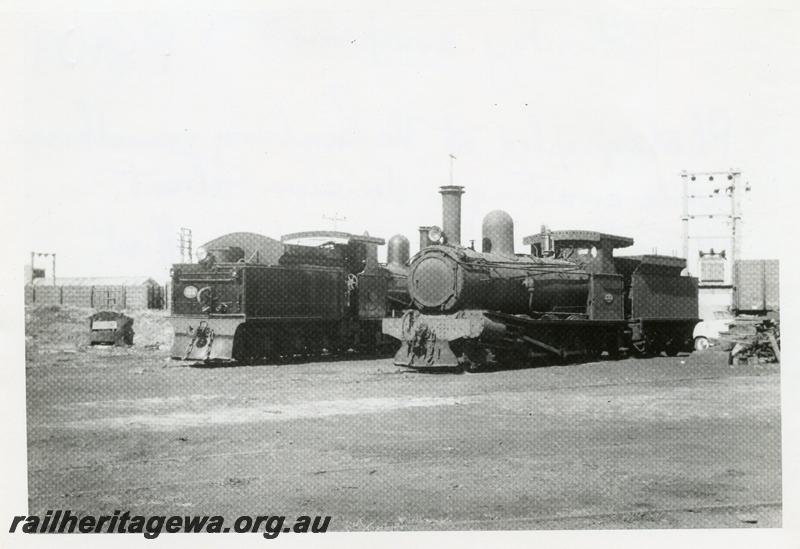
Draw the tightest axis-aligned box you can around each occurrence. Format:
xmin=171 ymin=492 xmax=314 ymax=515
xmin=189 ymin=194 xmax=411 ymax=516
xmin=168 ymin=316 xmax=245 ymax=362
xmin=382 ymin=310 xmax=490 ymax=369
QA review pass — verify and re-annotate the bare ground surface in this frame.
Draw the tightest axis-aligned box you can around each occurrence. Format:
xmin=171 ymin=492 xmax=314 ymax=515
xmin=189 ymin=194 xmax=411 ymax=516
xmin=25 ymin=307 xmax=781 ymax=530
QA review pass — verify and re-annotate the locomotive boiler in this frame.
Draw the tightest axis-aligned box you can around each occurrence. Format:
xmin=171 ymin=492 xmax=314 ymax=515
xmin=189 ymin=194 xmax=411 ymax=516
xmin=168 ymin=230 xmax=410 ymax=363
xmin=382 ymin=186 xmax=699 ymax=371
xmin=408 ymin=245 xmax=587 ymax=314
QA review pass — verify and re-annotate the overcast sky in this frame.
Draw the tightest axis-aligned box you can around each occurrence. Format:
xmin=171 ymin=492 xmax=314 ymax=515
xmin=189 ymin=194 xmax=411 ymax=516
xmin=5 ymin=0 xmax=798 ymax=279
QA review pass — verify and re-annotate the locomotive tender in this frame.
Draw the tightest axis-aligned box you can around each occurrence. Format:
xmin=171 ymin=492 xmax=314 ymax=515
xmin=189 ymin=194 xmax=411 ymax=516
xmin=382 ymin=186 xmax=699 ymax=371
xmin=168 ymin=230 xmax=410 ymax=363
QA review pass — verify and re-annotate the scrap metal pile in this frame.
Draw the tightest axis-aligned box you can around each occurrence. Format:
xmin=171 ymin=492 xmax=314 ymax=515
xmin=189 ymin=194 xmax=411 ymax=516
xmin=721 ymin=316 xmax=780 ymax=365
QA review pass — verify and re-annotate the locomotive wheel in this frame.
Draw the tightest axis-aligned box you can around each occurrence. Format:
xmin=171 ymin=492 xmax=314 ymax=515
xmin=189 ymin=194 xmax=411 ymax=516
xmin=638 ymin=328 xmax=662 ymax=355
xmin=631 ymin=341 xmax=650 ymax=357
xmin=233 ymin=325 xmax=277 ymax=365
xmin=498 ymin=349 xmax=530 ymax=369
xmin=587 ymin=346 xmax=604 ymax=361
xmin=603 ymin=332 xmax=622 ymax=360
xmin=458 ymin=349 xmax=484 ymax=373
xmin=453 ymin=342 xmax=487 ymax=373
xmin=665 ymin=346 xmax=680 ymax=357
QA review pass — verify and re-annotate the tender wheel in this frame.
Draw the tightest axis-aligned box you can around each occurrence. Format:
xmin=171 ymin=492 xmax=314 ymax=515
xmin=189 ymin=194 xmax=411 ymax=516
xmin=632 ymin=341 xmax=656 ymax=358
xmin=694 ymin=336 xmax=710 ymax=352
xmin=454 ymin=342 xmax=487 ymax=373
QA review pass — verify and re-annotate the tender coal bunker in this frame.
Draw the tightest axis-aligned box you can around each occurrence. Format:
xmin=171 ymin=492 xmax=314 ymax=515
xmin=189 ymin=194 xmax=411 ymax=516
xmin=208 ymin=246 xmax=245 ymax=263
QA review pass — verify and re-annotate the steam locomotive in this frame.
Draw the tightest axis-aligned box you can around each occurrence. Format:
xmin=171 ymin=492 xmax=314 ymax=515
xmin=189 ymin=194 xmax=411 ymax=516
xmin=168 ymin=230 xmax=410 ymax=363
xmin=382 ymin=186 xmax=699 ymax=371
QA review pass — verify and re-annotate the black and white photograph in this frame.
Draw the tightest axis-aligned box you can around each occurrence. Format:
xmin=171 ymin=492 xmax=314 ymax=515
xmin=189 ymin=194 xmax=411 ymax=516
xmin=1 ymin=0 xmax=797 ymax=547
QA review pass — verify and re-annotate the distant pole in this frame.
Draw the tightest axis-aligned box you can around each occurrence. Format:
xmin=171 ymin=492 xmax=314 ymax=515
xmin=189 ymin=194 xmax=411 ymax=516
xmin=680 ymin=169 xmax=747 ymax=284
xmin=729 ymin=172 xmax=741 ymax=270
xmin=449 ymin=153 xmax=457 ymax=186
xmin=31 ymin=251 xmax=56 ymax=285
xmin=178 ymin=228 xmax=193 ymax=263
xmin=680 ymin=171 xmax=689 ymax=262
xmin=322 ymin=213 xmax=347 ymax=231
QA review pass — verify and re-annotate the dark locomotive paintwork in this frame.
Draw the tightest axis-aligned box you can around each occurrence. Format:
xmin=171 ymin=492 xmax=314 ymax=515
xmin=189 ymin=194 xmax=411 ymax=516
xmin=383 ymin=187 xmax=699 ymax=371
xmin=168 ymin=231 xmax=409 ymax=363
xmin=407 ymin=245 xmax=589 ymax=314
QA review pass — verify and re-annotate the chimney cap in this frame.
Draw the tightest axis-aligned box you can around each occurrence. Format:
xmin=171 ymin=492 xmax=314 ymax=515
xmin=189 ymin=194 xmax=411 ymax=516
xmin=439 ymin=185 xmax=465 ymax=195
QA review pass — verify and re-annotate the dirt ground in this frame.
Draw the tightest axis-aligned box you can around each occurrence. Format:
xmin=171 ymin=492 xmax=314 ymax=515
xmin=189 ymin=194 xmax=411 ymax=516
xmin=25 ymin=306 xmax=782 ymax=530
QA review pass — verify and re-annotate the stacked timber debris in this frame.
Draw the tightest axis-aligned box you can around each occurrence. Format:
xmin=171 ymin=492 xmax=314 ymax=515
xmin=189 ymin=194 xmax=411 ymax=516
xmin=716 ymin=259 xmax=781 ymax=365
xmin=719 ymin=316 xmax=780 ymax=365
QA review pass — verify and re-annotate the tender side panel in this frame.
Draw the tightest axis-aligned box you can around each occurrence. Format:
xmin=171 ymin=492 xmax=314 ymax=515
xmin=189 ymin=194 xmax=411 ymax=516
xmin=243 ymin=266 xmax=345 ymax=319
xmin=631 ymin=273 xmax=698 ymax=320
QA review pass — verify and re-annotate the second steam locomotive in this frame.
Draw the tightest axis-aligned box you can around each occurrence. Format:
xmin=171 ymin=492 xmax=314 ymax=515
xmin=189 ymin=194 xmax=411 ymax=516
xmin=168 ymin=231 xmax=410 ymax=363
xmin=382 ymin=186 xmax=699 ymax=371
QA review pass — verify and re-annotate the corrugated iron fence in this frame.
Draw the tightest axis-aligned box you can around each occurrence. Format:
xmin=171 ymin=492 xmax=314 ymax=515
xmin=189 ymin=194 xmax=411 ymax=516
xmin=25 ymin=284 xmax=164 ymax=309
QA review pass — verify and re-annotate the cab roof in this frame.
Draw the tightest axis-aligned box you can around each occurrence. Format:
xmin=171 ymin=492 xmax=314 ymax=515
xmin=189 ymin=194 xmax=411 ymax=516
xmin=523 ymin=230 xmax=634 ymax=249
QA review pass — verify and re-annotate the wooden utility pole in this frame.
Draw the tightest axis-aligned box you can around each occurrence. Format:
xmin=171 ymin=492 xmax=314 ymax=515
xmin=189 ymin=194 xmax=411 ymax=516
xmin=31 ymin=251 xmax=56 ymax=285
xmin=178 ymin=228 xmax=193 ymax=263
xmin=680 ymin=169 xmax=746 ymax=281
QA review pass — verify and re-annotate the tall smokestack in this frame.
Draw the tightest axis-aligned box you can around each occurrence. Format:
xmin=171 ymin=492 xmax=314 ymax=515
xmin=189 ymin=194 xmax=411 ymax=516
xmin=439 ymin=185 xmax=465 ymax=246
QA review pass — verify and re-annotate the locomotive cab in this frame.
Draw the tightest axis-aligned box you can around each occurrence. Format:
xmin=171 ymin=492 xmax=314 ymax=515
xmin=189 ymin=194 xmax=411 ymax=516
xmin=525 ymin=229 xmax=634 ymax=275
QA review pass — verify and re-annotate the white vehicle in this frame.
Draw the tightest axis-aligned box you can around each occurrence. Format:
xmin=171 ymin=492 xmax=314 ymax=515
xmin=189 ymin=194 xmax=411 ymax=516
xmin=692 ymin=318 xmax=733 ymax=351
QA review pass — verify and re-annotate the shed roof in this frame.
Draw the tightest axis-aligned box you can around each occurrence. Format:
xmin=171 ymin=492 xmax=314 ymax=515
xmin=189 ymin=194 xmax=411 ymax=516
xmin=281 ymin=230 xmax=385 ymax=245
